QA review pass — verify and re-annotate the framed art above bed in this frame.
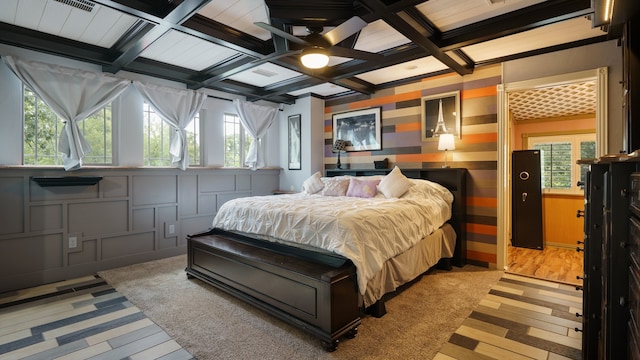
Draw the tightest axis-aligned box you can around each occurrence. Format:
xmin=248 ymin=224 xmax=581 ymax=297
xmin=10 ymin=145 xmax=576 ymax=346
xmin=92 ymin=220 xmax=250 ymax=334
xmin=421 ymin=91 xmax=460 ymax=141
xmin=332 ymin=107 xmax=381 ymax=151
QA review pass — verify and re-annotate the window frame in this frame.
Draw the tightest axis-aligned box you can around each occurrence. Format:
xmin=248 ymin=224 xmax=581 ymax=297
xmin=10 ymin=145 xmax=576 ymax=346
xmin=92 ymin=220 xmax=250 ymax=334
xmin=526 ymin=132 xmax=596 ymax=195
xmin=142 ymin=102 xmax=202 ymax=167
xmin=22 ymin=85 xmax=114 ymax=166
xmin=223 ymin=113 xmax=252 ymax=168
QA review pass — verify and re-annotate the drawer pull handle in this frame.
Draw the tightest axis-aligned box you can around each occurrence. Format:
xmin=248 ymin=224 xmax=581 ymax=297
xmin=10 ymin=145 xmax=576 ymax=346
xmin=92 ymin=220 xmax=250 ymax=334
xmin=577 ymin=209 xmax=585 ymax=218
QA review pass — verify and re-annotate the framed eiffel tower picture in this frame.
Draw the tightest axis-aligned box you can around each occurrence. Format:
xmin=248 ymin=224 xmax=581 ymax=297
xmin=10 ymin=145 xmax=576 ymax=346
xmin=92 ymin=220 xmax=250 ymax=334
xmin=421 ymin=90 xmax=460 ymax=142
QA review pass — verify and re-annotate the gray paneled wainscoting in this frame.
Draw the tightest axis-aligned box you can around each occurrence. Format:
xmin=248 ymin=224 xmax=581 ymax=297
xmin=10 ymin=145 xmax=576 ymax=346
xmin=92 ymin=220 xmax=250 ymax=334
xmin=0 ymin=167 xmax=280 ymax=294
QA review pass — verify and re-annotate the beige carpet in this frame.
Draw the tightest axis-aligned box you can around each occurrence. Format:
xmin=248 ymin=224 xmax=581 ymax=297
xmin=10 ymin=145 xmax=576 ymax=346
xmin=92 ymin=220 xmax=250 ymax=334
xmin=99 ymin=255 xmax=503 ymax=360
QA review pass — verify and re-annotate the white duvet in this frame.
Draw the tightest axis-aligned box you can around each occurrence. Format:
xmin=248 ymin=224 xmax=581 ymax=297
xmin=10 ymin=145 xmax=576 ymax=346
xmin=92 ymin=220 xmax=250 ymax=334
xmin=211 ymin=180 xmax=454 ymax=295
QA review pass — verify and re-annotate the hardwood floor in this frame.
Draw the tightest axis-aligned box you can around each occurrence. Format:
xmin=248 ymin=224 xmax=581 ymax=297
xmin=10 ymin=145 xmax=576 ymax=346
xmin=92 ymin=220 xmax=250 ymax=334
xmin=435 ymin=273 xmax=583 ymax=359
xmin=507 ymin=245 xmax=584 ymax=287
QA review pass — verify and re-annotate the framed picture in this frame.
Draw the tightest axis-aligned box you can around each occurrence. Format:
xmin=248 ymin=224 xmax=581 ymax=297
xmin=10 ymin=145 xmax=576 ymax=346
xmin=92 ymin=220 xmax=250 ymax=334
xmin=421 ymin=90 xmax=461 ymax=141
xmin=288 ymin=114 xmax=301 ymax=170
xmin=332 ymin=107 xmax=382 ymax=151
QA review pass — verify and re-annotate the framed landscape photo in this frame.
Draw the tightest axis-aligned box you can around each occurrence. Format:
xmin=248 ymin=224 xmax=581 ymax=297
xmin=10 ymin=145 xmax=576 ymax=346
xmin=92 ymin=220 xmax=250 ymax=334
xmin=288 ymin=114 xmax=301 ymax=170
xmin=332 ymin=107 xmax=382 ymax=151
xmin=421 ymin=90 xmax=460 ymax=141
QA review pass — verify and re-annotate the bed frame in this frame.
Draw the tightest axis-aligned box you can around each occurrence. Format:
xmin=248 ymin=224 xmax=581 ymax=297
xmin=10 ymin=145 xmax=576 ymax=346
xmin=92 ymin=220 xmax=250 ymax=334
xmin=185 ymin=168 xmax=467 ymax=351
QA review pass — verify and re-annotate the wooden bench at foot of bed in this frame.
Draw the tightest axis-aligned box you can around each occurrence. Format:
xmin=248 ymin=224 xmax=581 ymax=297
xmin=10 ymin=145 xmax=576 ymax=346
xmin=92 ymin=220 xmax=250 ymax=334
xmin=185 ymin=228 xmax=361 ymax=351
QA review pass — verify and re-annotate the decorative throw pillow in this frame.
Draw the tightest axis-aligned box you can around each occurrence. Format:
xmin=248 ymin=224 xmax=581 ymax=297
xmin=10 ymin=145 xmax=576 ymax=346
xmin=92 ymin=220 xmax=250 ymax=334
xmin=301 ymin=171 xmax=323 ymax=194
xmin=321 ymin=177 xmax=350 ymax=196
xmin=346 ymin=178 xmax=380 ymax=198
xmin=378 ymin=166 xmax=413 ymax=198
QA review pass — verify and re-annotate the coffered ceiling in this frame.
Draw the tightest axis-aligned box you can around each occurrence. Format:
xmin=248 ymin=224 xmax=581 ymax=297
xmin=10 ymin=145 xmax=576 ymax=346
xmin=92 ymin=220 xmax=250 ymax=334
xmin=0 ymin=0 xmax=618 ymax=105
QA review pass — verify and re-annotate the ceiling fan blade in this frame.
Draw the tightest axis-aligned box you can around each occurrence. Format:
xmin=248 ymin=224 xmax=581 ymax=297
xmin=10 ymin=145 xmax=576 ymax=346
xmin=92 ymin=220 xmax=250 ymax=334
xmin=323 ymin=16 xmax=367 ymax=46
xmin=254 ymin=22 xmax=309 ymax=45
xmin=328 ymin=47 xmax=383 ymax=61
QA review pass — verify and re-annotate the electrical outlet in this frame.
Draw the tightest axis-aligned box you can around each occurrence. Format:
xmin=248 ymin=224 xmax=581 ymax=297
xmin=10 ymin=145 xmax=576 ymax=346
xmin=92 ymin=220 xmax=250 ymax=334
xmin=169 ymin=224 xmax=175 ymax=235
xmin=69 ymin=236 xmax=77 ymax=249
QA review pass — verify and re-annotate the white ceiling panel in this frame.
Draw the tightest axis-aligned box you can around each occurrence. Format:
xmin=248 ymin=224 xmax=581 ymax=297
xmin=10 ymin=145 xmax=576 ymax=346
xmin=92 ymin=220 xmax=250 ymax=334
xmin=356 ymin=56 xmax=448 ymax=85
xmin=140 ymin=30 xmax=241 ymax=71
xmin=37 ymin=0 xmax=71 ymax=35
xmin=228 ymin=62 xmax=304 ymax=87
xmin=462 ymin=17 xmax=606 ymax=62
xmin=6 ymin=0 xmax=137 ymax=48
xmin=288 ymin=83 xmax=350 ymax=97
xmin=417 ymin=0 xmax=547 ymax=32
xmin=78 ymin=7 xmax=137 ymax=48
xmin=198 ymin=0 xmax=271 ymax=40
xmin=355 ymin=19 xmax=410 ymax=53
xmin=0 ymin=0 xmax=19 ymax=24
xmin=14 ymin=0 xmax=46 ymax=30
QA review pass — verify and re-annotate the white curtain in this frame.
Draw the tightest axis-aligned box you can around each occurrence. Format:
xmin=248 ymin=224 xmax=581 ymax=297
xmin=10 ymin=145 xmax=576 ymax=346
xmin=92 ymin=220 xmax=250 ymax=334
xmin=134 ymin=81 xmax=207 ymax=170
xmin=233 ymin=99 xmax=279 ymax=170
xmin=3 ymin=56 xmax=131 ymax=170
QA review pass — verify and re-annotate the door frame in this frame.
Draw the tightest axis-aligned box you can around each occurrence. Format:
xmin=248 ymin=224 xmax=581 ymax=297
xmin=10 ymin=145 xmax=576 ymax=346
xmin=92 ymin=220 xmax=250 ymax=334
xmin=496 ymin=67 xmax=608 ymax=270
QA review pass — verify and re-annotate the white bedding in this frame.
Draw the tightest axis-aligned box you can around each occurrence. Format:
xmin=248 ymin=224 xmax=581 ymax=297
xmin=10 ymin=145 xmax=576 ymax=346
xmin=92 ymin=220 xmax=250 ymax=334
xmin=211 ymin=178 xmax=454 ymax=296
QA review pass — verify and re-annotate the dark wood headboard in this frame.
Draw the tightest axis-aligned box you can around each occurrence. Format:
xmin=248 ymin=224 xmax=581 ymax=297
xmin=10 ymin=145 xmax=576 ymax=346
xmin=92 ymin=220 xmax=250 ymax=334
xmin=325 ymin=168 xmax=467 ymax=267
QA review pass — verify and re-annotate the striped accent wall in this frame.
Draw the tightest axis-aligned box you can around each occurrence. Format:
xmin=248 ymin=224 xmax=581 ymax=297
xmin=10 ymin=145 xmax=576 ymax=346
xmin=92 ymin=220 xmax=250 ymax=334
xmin=324 ymin=65 xmax=501 ymax=268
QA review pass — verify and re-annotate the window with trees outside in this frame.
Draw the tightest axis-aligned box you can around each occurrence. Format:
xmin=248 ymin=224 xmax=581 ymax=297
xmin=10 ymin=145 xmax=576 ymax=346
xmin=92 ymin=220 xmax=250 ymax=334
xmin=224 ymin=113 xmax=252 ymax=167
xmin=23 ymin=86 xmax=112 ymax=165
xmin=143 ymin=102 xmax=200 ymax=167
xmin=527 ymin=133 xmax=596 ymax=193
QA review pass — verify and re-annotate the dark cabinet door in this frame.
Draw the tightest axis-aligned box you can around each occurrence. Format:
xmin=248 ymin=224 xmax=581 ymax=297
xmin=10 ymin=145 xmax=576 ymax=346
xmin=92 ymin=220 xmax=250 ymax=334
xmin=512 ymin=150 xmax=543 ymax=249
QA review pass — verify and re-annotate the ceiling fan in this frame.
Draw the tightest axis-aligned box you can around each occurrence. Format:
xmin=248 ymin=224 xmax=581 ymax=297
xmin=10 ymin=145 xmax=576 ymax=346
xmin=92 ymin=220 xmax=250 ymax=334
xmin=254 ymin=16 xmax=383 ymax=69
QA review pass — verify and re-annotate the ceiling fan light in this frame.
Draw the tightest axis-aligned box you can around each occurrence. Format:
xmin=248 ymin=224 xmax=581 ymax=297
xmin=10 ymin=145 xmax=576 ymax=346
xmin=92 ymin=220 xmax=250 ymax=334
xmin=300 ymin=47 xmax=329 ymax=69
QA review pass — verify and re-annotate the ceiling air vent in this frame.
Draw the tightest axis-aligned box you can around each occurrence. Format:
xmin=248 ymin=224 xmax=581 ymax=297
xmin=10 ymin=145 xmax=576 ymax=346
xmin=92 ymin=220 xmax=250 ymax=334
xmin=252 ymin=68 xmax=278 ymax=78
xmin=54 ymin=0 xmax=95 ymax=12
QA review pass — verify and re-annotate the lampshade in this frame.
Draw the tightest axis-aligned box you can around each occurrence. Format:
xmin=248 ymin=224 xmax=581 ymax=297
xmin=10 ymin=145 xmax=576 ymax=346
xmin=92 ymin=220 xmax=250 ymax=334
xmin=300 ymin=47 xmax=329 ymax=69
xmin=437 ymin=133 xmax=455 ymax=151
xmin=333 ymin=139 xmax=347 ymax=152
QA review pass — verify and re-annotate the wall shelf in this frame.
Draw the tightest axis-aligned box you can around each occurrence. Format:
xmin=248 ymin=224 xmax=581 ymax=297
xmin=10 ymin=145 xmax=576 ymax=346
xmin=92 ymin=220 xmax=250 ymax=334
xmin=31 ymin=176 xmax=103 ymax=187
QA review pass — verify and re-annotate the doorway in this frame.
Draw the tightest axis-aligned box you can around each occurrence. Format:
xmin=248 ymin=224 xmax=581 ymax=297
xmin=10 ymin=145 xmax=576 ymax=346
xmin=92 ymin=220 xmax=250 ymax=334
xmin=496 ymin=68 xmax=609 ymax=284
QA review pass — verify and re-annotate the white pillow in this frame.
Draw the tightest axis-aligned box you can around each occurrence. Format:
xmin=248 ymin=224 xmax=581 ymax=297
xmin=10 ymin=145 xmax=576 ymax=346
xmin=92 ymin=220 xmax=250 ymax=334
xmin=321 ymin=177 xmax=350 ymax=196
xmin=301 ymin=171 xmax=323 ymax=194
xmin=403 ymin=179 xmax=453 ymax=205
xmin=378 ymin=166 xmax=413 ymax=198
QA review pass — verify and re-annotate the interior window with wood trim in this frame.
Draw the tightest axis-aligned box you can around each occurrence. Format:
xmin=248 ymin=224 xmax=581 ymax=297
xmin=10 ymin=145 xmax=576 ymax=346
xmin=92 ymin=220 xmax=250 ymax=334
xmin=527 ymin=133 xmax=596 ymax=194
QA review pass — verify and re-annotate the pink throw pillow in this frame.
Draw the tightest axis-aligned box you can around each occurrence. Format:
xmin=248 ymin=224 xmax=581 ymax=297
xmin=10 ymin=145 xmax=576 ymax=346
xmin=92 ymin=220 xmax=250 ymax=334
xmin=346 ymin=178 xmax=380 ymax=198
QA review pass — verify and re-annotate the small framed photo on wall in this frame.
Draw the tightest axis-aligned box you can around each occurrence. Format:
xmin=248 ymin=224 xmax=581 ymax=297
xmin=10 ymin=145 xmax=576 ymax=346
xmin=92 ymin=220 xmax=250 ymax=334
xmin=421 ymin=90 xmax=460 ymax=141
xmin=288 ymin=114 xmax=301 ymax=170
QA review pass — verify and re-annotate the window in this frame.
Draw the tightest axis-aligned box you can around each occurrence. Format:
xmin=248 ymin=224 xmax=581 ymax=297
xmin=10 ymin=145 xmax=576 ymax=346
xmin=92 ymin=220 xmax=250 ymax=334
xmin=528 ymin=133 xmax=596 ymax=193
xmin=143 ymin=102 xmax=201 ymax=166
xmin=224 ymin=113 xmax=252 ymax=167
xmin=23 ymin=86 xmax=112 ymax=165
xmin=187 ymin=112 xmax=201 ymax=166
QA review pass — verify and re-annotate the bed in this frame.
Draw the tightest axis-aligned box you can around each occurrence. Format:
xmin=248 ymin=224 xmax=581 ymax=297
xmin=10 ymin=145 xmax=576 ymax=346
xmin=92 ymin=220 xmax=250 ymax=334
xmin=185 ymin=167 xmax=467 ymax=351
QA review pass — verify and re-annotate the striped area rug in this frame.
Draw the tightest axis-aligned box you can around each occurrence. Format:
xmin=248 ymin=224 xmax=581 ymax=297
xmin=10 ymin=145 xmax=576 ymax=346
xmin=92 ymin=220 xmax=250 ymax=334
xmin=434 ymin=273 xmax=583 ymax=360
xmin=0 ymin=275 xmax=193 ymax=360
